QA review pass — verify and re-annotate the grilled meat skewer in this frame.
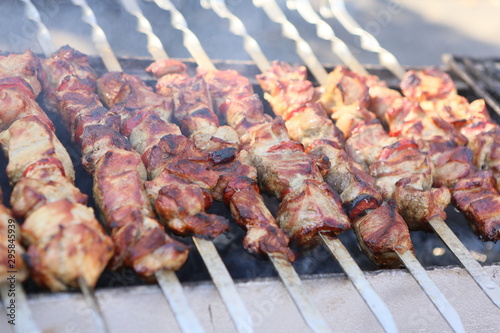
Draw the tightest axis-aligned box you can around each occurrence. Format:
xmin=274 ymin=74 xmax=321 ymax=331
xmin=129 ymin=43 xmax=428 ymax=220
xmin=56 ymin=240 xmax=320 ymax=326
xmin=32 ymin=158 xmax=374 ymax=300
xmin=98 ymin=69 xmax=293 ymax=260
xmin=255 ymin=61 xmax=415 ymax=267
xmin=192 ymin=68 xmax=351 ymax=248
xmin=37 ymin=46 xmax=188 ymax=278
xmin=0 ymin=51 xmax=113 ymax=291
xmin=96 ymin=71 xmax=229 ymax=240
xmin=365 ymin=68 xmax=500 ymax=241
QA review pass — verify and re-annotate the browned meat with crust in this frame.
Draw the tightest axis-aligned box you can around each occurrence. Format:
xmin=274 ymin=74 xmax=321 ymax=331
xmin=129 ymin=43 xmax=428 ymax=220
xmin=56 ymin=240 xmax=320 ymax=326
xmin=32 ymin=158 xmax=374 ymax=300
xmin=1 ymin=64 xmax=114 ymax=290
xmin=369 ymin=139 xmax=450 ymax=230
xmin=238 ymin=117 xmax=350 ymax=247
xmin=163 ymin=67 xmax=295 ymax=258
xmin=400 ymin=68 xmax=457 ymax=101
xmin=38 ymin=46 xmax=190 ymax=277
xmin=345 ymin=119 xmax=397 ymax=170
xmin=0 ymin=50 xmax=42 ymax=96
xmin=94 ymin=149 xmax=188 ymax=273
xmin=0 ymin=116 xmax=75 ymax=185
xmin=467 ymin=128 xmax=500 ymax=191
xmin=198 ymin=68 xmax=254 ymax=110
xmin=370 ymin=139 xmax=434 ymax=198
xmin=21 ymin=200 xmax=113 ymax=291
xmin=256 ymin=62 xmax=344 ymax=147
xmin=321 ymin=66 xmax=370 ymax=108
xmin=385 ymin=97 xmax=467 ymax=146
xmin=452 ymin=171 xmax=500 ymax=241
xmin=257 ymin=61 xmax=317 ymax=120
xmin=38 ymin=46 xmax=97 ymax=112
xmin=146 ymin=59 xmax=187 ymax=78
xmin=97 ymin=71 xmax=230 ymax=240
xmin=353 ymin=201 xmax=413 ymax=267
xmin=308 ymin=144 xmax=382 ymax=219
xmin=220 ymin=92 xmax=272 ymax=137
xmin=156 ymin=73 xmax=239 ymax=153
xmin=419 ymin=140 xmax=475 ymax=188
xmin=97 ymin=72 xmax=172 ymax=122
xmin=0 ymin=188 xmax=28 ymax=282
xmin=0 ymin=77 xmax=53 ymax=131
xmin=203 ymin=67 xmax=350 ymax=247
xmin=257 ymin=63 xmax=416 ymax=262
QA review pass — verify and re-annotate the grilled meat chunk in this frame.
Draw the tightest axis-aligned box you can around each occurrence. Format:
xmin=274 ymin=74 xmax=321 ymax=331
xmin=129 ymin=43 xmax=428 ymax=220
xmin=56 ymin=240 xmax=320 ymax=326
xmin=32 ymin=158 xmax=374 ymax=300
xmin=452 ymin=170 xmax=500 ymax=241
xmin=0 ymin=188 xmax=28 ymax=282
xmin=0 ymin=50 xmax=42 ymax=96
xmin=38 ymin=46 xmax=190 ymax=277
xmin=257 ymin=61 xmax=344 ymax=147
xmin=0 ymin=77 xmax=53 ymax=131
xmin=0 ymin=115 xmax=75 ymax=185
xmin=21 ymin=200 xmax=114 ymax=291
xmin=156 ymin=73 xmax=239 ymax=152
xmin=97 ymin=72 xmax=173 ymax=123
xmin=353 ymin=201 xmax=414 ymax=267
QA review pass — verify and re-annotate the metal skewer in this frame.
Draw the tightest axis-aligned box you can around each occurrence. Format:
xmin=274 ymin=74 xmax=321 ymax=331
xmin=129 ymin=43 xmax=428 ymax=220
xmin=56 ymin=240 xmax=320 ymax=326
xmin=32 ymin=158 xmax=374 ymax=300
xmin=78 ymin=278 xmax=110 ymax=333
xmin=66 ymin=1 xmax=207 ymax=332
xmin=23 ymin=1 xmax=204 ymax=332
xmin=252 ymin=0 xmax=329 ymax=85
xmin=1 ymin=283 xmax=40 ymax=333
xmin=137 ymin=0 xmax=336 ymax=331
xmin=321 ymin=0 xmax=406 ymax=80
xmin=115 ymin=1 xmax=254 ymax=331
xmin=286 ymin=0 xmax=368 ymax=76
xmin=205 ymin=2 xmax=400 ymax=332
xmin=318 ymin=1 xmax=500 ymax=311
xmin=396 ymin=251 xmax=464 ymax=333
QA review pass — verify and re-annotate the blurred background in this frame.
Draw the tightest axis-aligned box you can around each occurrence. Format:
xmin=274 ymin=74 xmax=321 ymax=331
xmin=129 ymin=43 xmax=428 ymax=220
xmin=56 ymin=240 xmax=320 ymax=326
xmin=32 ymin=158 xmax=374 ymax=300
xmin=0 ymin=0 xmax=499 ymax=67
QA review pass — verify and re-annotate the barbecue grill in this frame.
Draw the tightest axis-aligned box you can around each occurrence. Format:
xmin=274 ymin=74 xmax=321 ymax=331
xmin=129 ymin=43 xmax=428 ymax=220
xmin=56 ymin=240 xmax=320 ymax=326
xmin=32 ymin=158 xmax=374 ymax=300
xmin=1 ymin=1 xmax=500 ymax=332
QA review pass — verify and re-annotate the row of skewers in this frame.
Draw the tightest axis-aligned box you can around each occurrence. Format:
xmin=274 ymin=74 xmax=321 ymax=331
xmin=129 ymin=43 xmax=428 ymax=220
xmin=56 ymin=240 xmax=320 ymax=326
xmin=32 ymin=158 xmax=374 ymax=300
xmin=1 ymin=43 xmax=499 ymax=331
xmin=1 ymin=2 xmax=499 ymax=332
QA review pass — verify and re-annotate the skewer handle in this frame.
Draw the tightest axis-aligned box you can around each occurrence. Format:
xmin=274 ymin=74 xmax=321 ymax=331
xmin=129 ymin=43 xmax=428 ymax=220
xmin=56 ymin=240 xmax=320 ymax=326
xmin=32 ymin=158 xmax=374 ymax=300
xmin=396 ymin=250 xmax=465 ymax=333
xmin=193 ymin=237 xmax=253 ymax=333
xmin=156 ymin=270 xmax=206 ymax=333
xmin=319 ymin=233 xmax=398 ymax=333
xmin=428 ymin=217 xmax=500 ymax=309
xmin=269 ymin=252 xmax=331 ymax=333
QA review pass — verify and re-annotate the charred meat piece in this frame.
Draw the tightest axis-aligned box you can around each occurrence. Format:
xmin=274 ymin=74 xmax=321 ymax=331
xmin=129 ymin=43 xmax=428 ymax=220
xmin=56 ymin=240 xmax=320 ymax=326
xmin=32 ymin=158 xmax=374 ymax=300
xmin=38 ymin=46 xmax=189 ymax=277
xmin=156 ymin=73 xmax=239 ymax=153
xmin=353 ymin=201 xmax=414 ymax=267
xmin=452 ymin=170 xmax=500 ymax=241
xmin=0 ymin=50 xmax=42 ymax=97
xmin=98 ymin=70 xmax=230 ymax=240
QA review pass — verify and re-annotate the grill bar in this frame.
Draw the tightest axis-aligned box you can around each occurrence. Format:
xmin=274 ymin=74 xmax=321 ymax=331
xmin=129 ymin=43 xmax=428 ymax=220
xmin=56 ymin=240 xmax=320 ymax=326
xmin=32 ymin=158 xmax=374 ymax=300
xmin=117 ymin=1 xmax=254 ymax=332
xmin=322 ymin=3 xmax=500 ymax=311
xmin=322 ymin=0 xmax=406 ymax=79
